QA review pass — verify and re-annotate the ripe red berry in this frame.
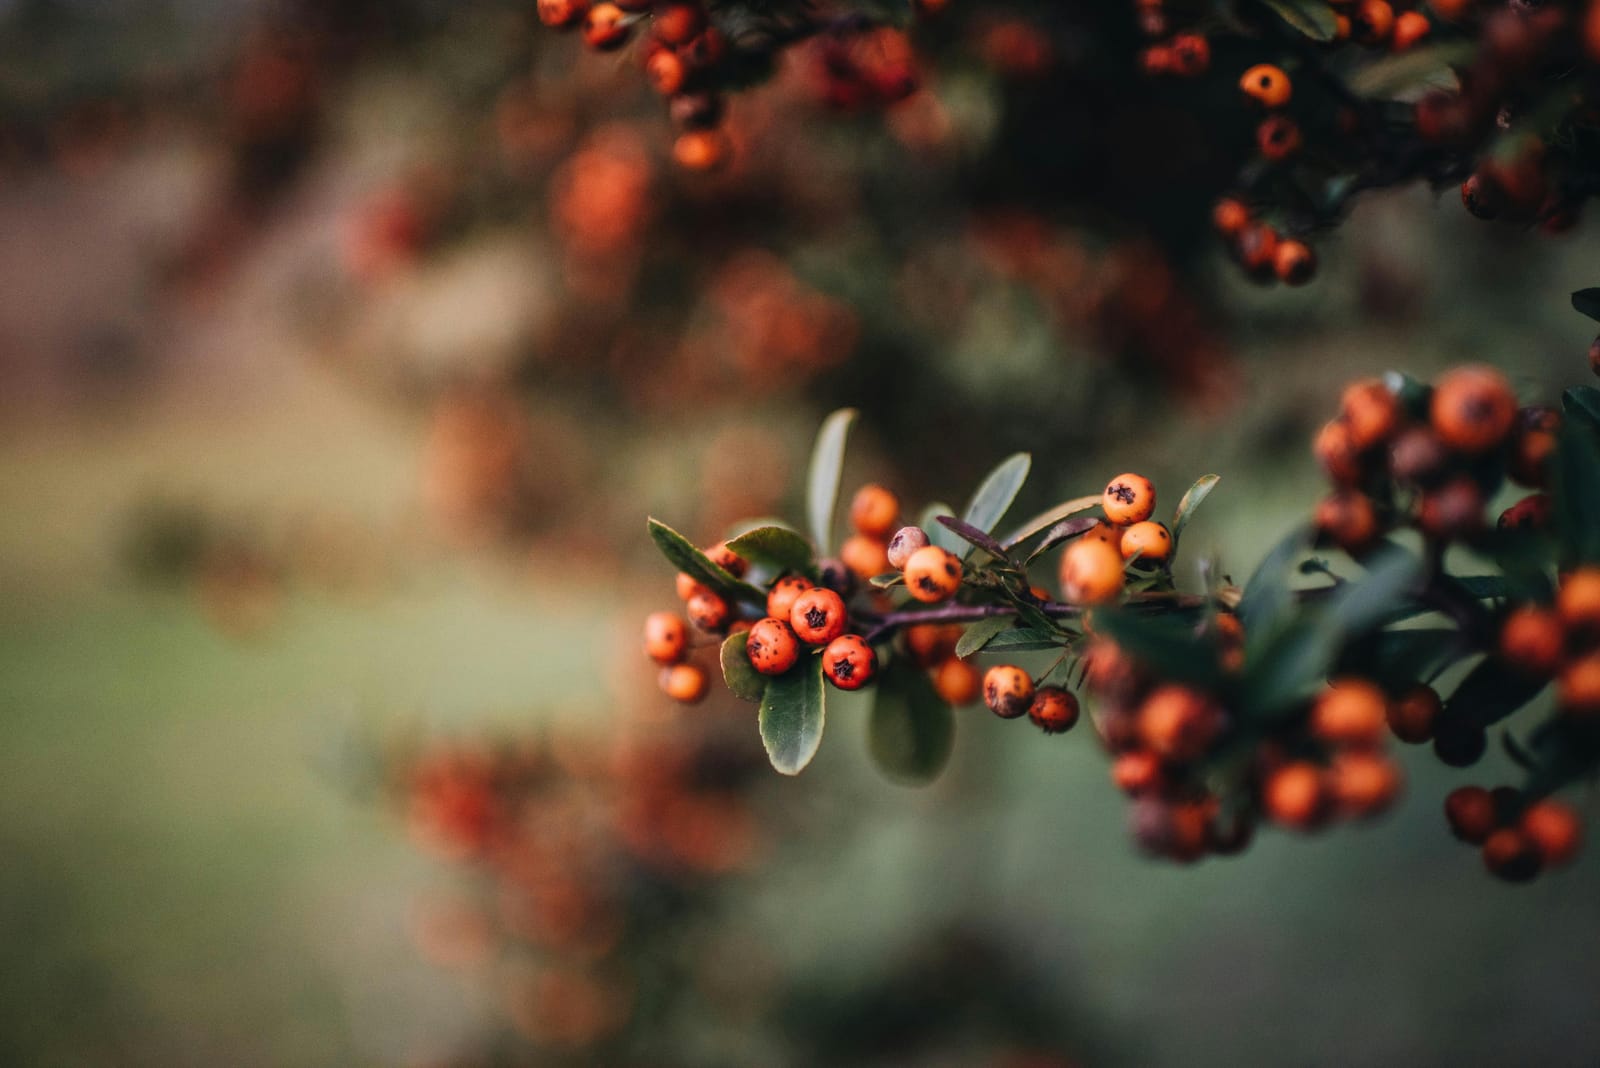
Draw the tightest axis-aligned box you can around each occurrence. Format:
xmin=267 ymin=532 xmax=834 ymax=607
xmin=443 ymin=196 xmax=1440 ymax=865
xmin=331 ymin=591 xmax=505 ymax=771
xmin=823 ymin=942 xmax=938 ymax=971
xmin=822 ymin=634 xmax=876 ymax=690
xmin=789 ymin=587 xmax=848 ymax=645
xmin=1497 ymin=605 xmax=1566 ymax=678
xmin=644 ymin=611 xmax=690 ymax=665
xmin=1387 ymin=684 xmax=1441 ymax=744
xmin=1340 ymin=378 xmax=1400 ymax=450
xmin=538 ymin=0 xmax=590 ymax=29
xmin=660 ymin=663 xmax=710 ymax=703
xmin=583 ymin=3 xmax=631 ymax=50
xmin=766 ymin=574 xmax=814 ymax=623
xmin=1263 ymin=761 xmax=1328 ymax=830
xmin=1482 ymin=828 xmax=1542 ymax=883
xmin=1273 ymin=239 xmax=1315 ymax=285
xmin=1309 ymin=678 xmax=1389 ymax=748
xmin=1028 ymin=686 xmax=1080 ymax=734
xmin=1430 ymin=365 xmax=1517 ymax=454
xmin=1445 ymin=786 xmax=1497 ymax=844
xmin=1520 ymin=799 xmax=1583 ymax=867
xmin=1257 ymin=115 xmax=1303 ymax=162
xmin=685 ymin=588 xmax=731 ymax=633
xmin=1240 ymin=64 xmax=1291 ymax=108
xmin=653 ymin=2 xmax=705 ymax=47
xmin=932 ymin=656 xmax=979 ymax=704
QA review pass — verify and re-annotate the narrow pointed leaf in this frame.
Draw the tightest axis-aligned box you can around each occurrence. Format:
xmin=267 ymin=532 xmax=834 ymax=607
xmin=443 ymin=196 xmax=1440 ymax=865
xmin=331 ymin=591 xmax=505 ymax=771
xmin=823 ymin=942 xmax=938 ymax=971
xmin=935 ymin=515 xmax=1011 ymax=561
xmin=978 ymin=626 xmax=1066 ymax=654
xmin=648 ymin=518 xmax=764 ymax=603
xmin=867 ymin=666 xmax=954 ymax=784
xmin=725 ymin=525 xmax=816 ymax=576
xmin=806 ymin=408 xmax=857 ymax=556
xmin=960 ymin=453 xmax=1031 ymax=542
xmin=954 ymin=615 xmax=1016 ymax=659
xmin=759 ymin=655 xmax=827 ymax=775
xmin=1554 ymin=416 xmax=1600 ymax=565
xmin=1171 ymin=475 xmax=1220 ymax=545
xmin=1002 ymin=495 xmax=1101 ymax=549
xmin=1572 ymin=288 xmax=1600 ymax=323
xmin=1563 ymin=386 xmax=1600 ymax=435
xmin=1026 ymin=516 xmax=1102 ymax=562
xmin=1258 ymin=0 xmax=1338 ymax=40
xmin=1238 ymin=524 xmax=1313 ymax=640
xmin=720 ymin=631 xmax=768 ymax=702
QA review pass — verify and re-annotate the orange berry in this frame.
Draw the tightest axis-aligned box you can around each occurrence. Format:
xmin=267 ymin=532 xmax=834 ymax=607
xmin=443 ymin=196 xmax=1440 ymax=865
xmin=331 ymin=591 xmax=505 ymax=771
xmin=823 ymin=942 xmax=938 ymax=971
xmin=1558 ymin=654 xmax=1600 ymax=716
xmin=1315 ymin=420 xmax=1365 ymax=485
xmin=1080 ymin=637 xmax=1141 ymax=699
xmin=1387 ymin=683 xmax=1441 ymax=744
xmin=1263 ymin=761 xmax=1328 ymax=830
xmin=685 ymin=588 xmax=731 ymax=632
xmin=1340 ymin=378 xmax=1401 ymax=450
xmin=673 ymin=129 xmax=730 ymax=172
xmin=745 ymin=617 xmax=800 ymax=676
xmin=1557 ymin=567 xmax=1600 ymax=634
xmin=659 ymin=663 xmax=709 ymax=703
xmin=1213 ymin=197 xmax=1251 ymax=238
xmin=645 ymin=47 xmax=686 ymax=95
xmin=983 ymin=664 xmax=1036 ymax=720
xmin=766 ymin=574 xmax=814 ymax=622
xmin=583 ymin=3 xmax=631 ymax=49
xmin=1237 ymin=223 xmax=1279 ymax=278
xmin=1430 ymin=365 xmax=1517 ymax=454
xmin=1499 ymin=492 xmax=1553 ymax=532
xmin=704 ymin=541 xmax=746 ymax=577
xmin=1028 ymin=685 xmax=1080 ymax=734
xmin=652 ymin=1 xmax=704 ymax=46
xmin=1059 ymin=537 xmax=1126 ymax=606
xmin=1257 ymin=115 xmax=1303 ymax=162
xmin=849 ymin=484 xmax=900 ymax=539
xmin=903 ymin=545 xmax=963 ymax=603
xmin=1309 ymin=677 xmax=1389 ymax=747
xmin=537 ymin=0 xmax=590 ymax=28
xmin=789 ymin=587 xmax=848 ymax=645
xmin=1273 ymin=238 xmax=1316 ymax=285
xmin=906 ymin=622 xmax=961 ymax=667
xmin=1520 ymin=799 xmax=1583 ymax=866
xmin=1445 ymin=785 xmax=1497 ymax=843
xmin=1112 ymin=750 xmax=1165 ymax=795
xmin=1391 ymin=10 xmax=1430 ymax=49
xmin=676 ymin=572 xmax=708 ymax=600
xmin=932 ymin=656 xmax=980 ymax=704
xmin=1137 ymin=685 xmax=1223 ymax=763
xmin=840 ymin=533 xmax=892 ymax=580
xmin=1482 ymin=828 xmax=1541 ymax=882
xmin=1170 ymin=33 xmax=1211 ymax=76
xmin=1498 ymin=605 xmax=1565 ymax=678
xmin=885 ymin=525 xmax=929 ymax=570
xmin=1508 ymin=407 xmax=1559 ymax=488
xmin=1417 ymin=476 xmax=1485 ymax=541
xmin=644 ymin=611 xmax=690 ymax=665
xmin=1353 ymin=0 xmax=1395 ymax=44
xmin=1240 ymin=63 xmax=1292 ymax=108
xmin=1081 ymin=520 xmax=1121 ymax=548
xmin=1102 ymin=473 xmax=1156 ymax=524
xmin=1329 ymin=750 xmax=1403 ymax=819
xmin=822 ymin=634 xmax=876 ymax=690
xmin=1120 ymin=521 xmax=1173 ymax=564
xmin=1315 ymin=489 xmax=1379 ymax=551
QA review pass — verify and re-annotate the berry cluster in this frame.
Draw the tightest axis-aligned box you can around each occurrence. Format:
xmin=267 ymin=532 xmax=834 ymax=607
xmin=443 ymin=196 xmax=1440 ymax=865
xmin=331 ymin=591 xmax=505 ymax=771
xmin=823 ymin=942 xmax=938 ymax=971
xmin=536 ymin=0 xmax=926 ymax=170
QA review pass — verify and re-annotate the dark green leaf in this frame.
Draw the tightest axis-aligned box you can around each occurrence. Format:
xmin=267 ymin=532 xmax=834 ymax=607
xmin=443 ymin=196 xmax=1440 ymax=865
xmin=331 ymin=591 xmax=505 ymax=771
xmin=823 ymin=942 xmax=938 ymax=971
xmin=1238 ymin=524 xmax=1312 ymax=638
xmin=647 ymin=518 xmax=763 ymax=603
xmin=758 ymin=655 xmax=826 ymax=775
xmin=935 ymin=515 xmax=1011 ymax=561
xmin=1563 ymin=386 xmax=1600 ymax=434
xmin=1171 ymin=474 xmax=1220 ymax=547
xmin=1258 ymin=0 xmax=1338 ymax=41
xmin=980 ymin=626 xmax=1068 ymax=654
xmin=1345 ymin=626 xmax=1465 ymax=688
xmin=1345 ymin=41 xmax=1473 ymax=99
xmin=1026 ymin=516 xmax=1101 ymax=563
xmin=1090 ymin=609 xmax=1223 ymax=688
xmin=720 ymin=631 xmax=768 ymax=702
xmin=1554 ymin=416 xmax=1600 ymax=565
xmin=922 ymin=501 xmax=965 ymax=555
xmin=1444 ymin=657 xmax=1548 ymax=731
xmin=1001 ymin=495 xmax=1101 ymax=549
xmin=954 ymin=615 xmax=1016 ymax=659
xmin=960 ymin=453 xmax=1032 ymax=542
xmin=806 ymin=408 xmax=857 ymax=555
xmin=867 ymin=666 xmax=954 ymax=785
xmin=725 ymin=525 xmax=815 ymax=576
xmin=1383 ymin=370 xmax=1433 ymax=422
xmin=1572 ymin=288 xmax=1600 ymax=323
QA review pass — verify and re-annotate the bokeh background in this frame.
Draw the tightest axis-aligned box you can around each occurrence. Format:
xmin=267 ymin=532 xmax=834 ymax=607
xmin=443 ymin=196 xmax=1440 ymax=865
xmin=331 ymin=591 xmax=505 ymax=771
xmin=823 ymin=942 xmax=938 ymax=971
xmin=2 ymin=1 xmax=1599 ymax=1065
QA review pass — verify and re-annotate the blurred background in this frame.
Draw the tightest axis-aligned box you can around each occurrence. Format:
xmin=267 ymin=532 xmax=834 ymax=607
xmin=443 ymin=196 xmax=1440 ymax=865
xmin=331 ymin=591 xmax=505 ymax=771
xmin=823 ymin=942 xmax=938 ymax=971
xmin=2 ymin=0 xmax=1599 ymax=1065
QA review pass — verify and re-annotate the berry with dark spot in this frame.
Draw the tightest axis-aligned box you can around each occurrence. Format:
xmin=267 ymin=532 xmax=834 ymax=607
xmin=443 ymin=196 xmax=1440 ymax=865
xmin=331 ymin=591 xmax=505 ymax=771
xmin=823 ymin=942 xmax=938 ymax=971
xmin=1498 ymin=492 xmax=1552 ymax=531
xmin=644 ymin=611 xmax=690 ymax=665
xmin=1239 ymin=64 xmax=1291 ymax=108
xmin=1430 ymin=364 xmax=1517 ymax=454
xmin=1340 ymin=378 xmax=1400 ymax=450
xmin=822 ymin=634 xmax=876 ymax=690
xmin=766 ymin=574 xmax=814 ymax=622
xmin=903 ymin=545 xmax=963 ymax=603
xmin=1119 ymin=521 xmax=1172 ymax=564
xmin=1101 ymin=472 xmax=1156 ymax=524
xmin=1028 ymin=686 xmax=1080 ymax=734
xmin=789 ymin=587 xmax=847 ymax=645
xmin=983 ymin=664 xmax=1035 ymax=719
xmin=746 ymin=617 xmax=800 ymax=676
xmin=686 ymin=588 xmax=731 ymax=633
xmin=886 ymin=525 xmax=929 ymax=570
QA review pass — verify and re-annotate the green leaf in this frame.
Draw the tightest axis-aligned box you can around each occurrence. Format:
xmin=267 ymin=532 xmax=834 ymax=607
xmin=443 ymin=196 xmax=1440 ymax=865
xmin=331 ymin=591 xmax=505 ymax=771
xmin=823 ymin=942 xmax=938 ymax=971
xmin=1025 ymin=516 xmax=1102 ymax=563
xmin=1345 ymin=41 xmax=1473 ymax=99
xmin=1572 ymin=288 xmax=1600 ymax=323
xmin=1171 ymin=475 xmax=1220 ymax=547
xmin=1258 ymin=0 xmax=1338 ymax=41
xmin=1383 ymin=370 xmax=1433 ymax=422
xmin=1444 ymin=657 xmax=1549 ymax=731
xmin=1090 ymin=609 xmax=1224 ymax=689
xmin=1001 ymin=495 xmax=1101 ymax=549
xmin=1564 ymin=386 xmax=1600 ymax=435
xmin=1352 ymin=626 xmax=1466 ymax=688
xmin=935 ymin=515 xmax=1011 ymax=561
xmin=867 ymin=666 xmax=954 ymax=785
xmin=806 ymin=408 xmax=858 ymax=556
xmin=955 ymin=616 xmax=1016 ymax=658
xmin=960 ymin=453 xmax=1031 ymax=543
xmin=725 ymin=525 xmax=815 ymax=576
xmin=922 ymin=501 xmax=965 ymax=555
xmin=758 ymin=655 xmax=826 ymax=775
xmin=720 ymin=631 xmax=768 ymax=703
xmin=647 ymin=518 xmax=763 ymax=603
xmin=1554 ymin=416 xmax=1600 ymax=565
xmin=980 ymin=626 xmax=1069 ymax=654
xmin=1238 ymin=524 xmax=1313 ymax=639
